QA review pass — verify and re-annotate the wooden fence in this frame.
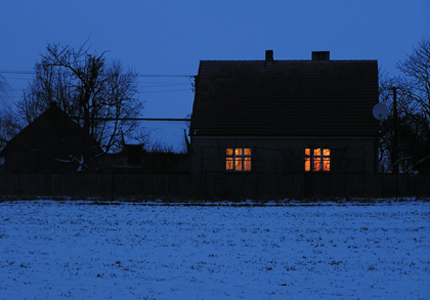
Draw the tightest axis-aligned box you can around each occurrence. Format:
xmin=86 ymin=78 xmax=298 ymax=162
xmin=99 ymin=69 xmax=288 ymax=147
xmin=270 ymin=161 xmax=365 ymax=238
xmin=0 ymin=173 xmax=192 ymax=201
xmin=200 ymin=173 xmax=430 ymax=200
xmin=0 ymin=172 xmax=429 ymax=201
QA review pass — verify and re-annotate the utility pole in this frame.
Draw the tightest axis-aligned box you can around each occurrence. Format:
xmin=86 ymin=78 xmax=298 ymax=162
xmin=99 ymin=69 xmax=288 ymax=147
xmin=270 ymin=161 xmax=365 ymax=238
xmin=392 ymin=87 xmax=399 ymax=174
xmin=392 ymin=87 xmax=399 ymax=200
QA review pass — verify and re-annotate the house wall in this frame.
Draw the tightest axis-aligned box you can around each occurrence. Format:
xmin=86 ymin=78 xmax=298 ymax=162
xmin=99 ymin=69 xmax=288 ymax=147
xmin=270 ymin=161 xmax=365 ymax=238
xmin=191 ymin=136 xmax=378 ymax=176
xmin=190 ymin=136 xmax=378 ymax=198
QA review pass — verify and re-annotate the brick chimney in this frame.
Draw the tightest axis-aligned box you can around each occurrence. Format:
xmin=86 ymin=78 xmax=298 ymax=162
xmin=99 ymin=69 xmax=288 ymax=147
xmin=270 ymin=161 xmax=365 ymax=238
xmin=312 ymin=51 xmax=330 ymax=61
xmin=265 ymin=50 xmax=274 ymax=66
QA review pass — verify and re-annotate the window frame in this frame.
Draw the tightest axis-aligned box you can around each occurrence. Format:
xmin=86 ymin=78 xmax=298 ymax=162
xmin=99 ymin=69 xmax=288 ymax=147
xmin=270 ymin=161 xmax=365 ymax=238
xmin=305 ymin=147 xmax=330 ymax=172
xmin=226 ymin=148 xmax=252 ymax=172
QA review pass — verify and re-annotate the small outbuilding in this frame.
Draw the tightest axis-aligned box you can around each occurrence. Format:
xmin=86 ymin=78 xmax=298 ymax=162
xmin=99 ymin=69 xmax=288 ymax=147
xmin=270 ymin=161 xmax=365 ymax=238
xmin=0 ymin=104 xmax=101 ymax=173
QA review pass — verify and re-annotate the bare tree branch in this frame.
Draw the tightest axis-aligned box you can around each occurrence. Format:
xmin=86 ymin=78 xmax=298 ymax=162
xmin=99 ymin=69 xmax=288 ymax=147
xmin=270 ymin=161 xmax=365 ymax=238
xmin=379 ymin=39 xmax=430 ymax=174
xmin=17 ymin=42 xmax=144 ymax=168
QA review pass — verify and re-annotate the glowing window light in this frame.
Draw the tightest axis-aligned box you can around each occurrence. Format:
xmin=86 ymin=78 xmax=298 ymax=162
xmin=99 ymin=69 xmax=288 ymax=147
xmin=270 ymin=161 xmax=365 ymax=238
xmin=244 ymin=157 xmax=251 ymax=171
xmin=323 ymin=158 xmax=330 ymax=171
xmin=226 ymin=157 xmax=234 ymax=170
xmin=314 ymin=158 xmax=322 ymax=171
xmin=226 ymin=148 xmax=252 ymax=172
xmin=305 ymin=157 xmax=311 ymax=172
xmin=305 ymin=147 xmax=331 ymax=172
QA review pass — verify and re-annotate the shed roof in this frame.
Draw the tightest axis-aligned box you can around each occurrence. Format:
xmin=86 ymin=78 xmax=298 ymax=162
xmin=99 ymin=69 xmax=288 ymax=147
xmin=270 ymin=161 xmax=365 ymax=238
xmin=190 ymin=56 xmax=379 ymax=137
xmin=0 ymin=104 xmax=101 ymax=157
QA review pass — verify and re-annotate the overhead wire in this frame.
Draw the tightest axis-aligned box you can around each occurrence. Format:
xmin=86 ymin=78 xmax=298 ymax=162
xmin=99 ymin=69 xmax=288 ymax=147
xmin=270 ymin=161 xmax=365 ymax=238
xmin=0 ymin=69 xmax=196 ymax=95
xmin=0 ymin=70 xmax=195 ymax=77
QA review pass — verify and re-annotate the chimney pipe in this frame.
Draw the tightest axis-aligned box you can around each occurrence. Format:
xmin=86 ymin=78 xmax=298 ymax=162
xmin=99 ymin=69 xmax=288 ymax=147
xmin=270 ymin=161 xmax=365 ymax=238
xmin=312 ymin=51 xmax=330 ymax=61
xmin=265 ymin=50 xmax=274 ymax=66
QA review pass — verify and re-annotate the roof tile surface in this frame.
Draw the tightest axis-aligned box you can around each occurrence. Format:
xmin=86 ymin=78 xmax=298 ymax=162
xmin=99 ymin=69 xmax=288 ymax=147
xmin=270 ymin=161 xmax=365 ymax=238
xmin=190 ymin=59 xmax=379 ymax=137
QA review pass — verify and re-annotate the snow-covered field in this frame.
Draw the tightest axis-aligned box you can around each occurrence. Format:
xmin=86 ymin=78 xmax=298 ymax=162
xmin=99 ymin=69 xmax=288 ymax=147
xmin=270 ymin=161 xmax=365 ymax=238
xmin=1 ymin=200 xmax=429 ymax=299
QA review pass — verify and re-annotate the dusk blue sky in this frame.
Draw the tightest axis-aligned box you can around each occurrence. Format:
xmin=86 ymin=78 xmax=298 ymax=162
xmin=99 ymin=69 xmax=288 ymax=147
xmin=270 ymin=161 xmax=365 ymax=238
xmin=1 ymin=1 xmax=429 ymax=151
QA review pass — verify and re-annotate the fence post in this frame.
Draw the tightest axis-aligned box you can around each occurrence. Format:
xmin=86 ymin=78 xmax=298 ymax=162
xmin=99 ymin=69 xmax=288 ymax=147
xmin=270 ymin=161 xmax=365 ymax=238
xmin=204 ymin=169 xmax=208 ymax=200
xmin=17 ymin=173 xmax=21 ymax=199
xmin=395 ymin=173 xmax=399 ymax=201
xmin=111 ymin=169 xmax=115 ymax=201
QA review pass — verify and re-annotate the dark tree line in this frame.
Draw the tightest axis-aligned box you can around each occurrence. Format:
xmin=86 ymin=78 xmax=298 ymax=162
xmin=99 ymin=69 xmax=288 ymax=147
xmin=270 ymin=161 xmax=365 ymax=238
xmin=378 ymin=39 xmax=430 ymax=174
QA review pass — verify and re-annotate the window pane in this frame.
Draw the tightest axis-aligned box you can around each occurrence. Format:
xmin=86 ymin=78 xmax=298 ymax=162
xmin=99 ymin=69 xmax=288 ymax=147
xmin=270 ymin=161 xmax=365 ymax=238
xmin=305 ymin=148 xmax=311 ymax=156
xmin=305 ymin=157 xmax=311 ymax=172
xmin=314 ymin=148 xmax=321 ymax=156
xmin=235 ymin=148 xmax=242 ymax=156
xmin=226 ymin=157 xmax=233 ymax=170
xmin=244 ymin=148 xmax=251 ymax=156
xmin=323 ymin=158 xmax=330 ymax=171
xmin=226 ymin=148 xmax=233 ymax=156
xmin=235 ymin=157 xmax=242 ymax=171
xmin=314 ymin=158 xmax=321 ymax=171
xmin=323 ymin=148 xmax=330 ymax=156
xmin=244 ymin=157 xmax=251 ymax=171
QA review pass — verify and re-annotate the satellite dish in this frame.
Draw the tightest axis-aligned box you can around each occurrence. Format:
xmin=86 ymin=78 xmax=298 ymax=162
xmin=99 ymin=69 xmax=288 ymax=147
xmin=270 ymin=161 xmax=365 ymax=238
xmin=372 ymin=103 xmax=388 ymax=120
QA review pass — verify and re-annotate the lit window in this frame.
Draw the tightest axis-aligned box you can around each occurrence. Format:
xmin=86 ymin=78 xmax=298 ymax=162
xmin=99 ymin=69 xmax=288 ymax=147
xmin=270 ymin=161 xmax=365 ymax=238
xmin=226 ymin=157 xmax=233 ymax=170
xmin=226 ymin=148 xmax=252 ymax=171
xmin=305 ymin=148 xmax=330 ymax=172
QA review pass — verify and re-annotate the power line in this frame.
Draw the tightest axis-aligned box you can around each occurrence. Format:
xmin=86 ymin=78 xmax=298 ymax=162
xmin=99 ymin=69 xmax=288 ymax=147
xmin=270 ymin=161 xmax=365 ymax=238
xmin=0 ymin=70 xmax=195 ymax=78
xmin=0 ymin=70 xmax=33 ymax=75
xmin=71 ymin=117 xmax=190 ymax=122
xmin=137 ymin=89 xmax=192 ymax=94
xmin=137 ymin=74 xmax=195 ymax=78
xmin=1 ymin=70 xmax=195 ymax=96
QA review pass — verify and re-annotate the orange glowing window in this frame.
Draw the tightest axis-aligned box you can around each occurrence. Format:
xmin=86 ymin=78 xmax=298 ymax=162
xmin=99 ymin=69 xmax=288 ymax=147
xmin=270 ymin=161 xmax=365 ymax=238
xmin=244 ymin=157 xmax=251 ymax=171
xmin=323 ymin=158 xmax=330 ymax=171
xmin=305 ymin=147 xmax=330 ymax=172
xmin=305 ymin=157 xmax=311 ymax=172
xmin=226 ymin=157 xmax=234 ymax=170
xmin=314 ymin=148 xmax=321 ymax=157
xmin=314 ymin=157 xmax=322 ymax=171
xmin=226 ymin=148 xmax=252 ymax=172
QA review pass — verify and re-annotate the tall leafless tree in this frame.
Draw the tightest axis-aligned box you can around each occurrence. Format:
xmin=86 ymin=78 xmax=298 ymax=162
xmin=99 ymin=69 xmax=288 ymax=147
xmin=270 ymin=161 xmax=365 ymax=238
xmin=18 ymin=42 xmax=145 ymax=159
xmin=379 ymin=39 xmax=430 ymax=174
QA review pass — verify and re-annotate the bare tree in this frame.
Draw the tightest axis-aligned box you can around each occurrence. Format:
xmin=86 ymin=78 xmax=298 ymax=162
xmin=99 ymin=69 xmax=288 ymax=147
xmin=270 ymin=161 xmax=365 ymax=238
xmin=18 ymin=42 xmax=145 ymax=158
xmin=1 ymin=75 xmax=20 ymax=151
xmin=396 ymin=39 xmax=430 ymax=119
xmin=0 ymin=74 xmax=11 ymax=108
xmin=0 ymin=108 xmax=22 ymax=152
xmin=379 ymin=39 xmax=430 ymax=174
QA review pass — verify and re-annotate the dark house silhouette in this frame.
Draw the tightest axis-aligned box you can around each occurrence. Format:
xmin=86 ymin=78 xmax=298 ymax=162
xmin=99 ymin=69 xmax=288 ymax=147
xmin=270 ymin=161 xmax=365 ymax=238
xmin=190 ymin=51 xmax=379 ymax=180
xmin=0 ymin=104 xmax=101 ymax=173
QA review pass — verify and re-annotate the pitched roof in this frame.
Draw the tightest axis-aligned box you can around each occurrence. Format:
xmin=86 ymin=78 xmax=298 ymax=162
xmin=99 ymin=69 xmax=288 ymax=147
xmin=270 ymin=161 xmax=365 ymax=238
xmin=0 ymin=104 xmax=101 ymax=157
xmin=190 ymin=56 xmax=379 ymax=137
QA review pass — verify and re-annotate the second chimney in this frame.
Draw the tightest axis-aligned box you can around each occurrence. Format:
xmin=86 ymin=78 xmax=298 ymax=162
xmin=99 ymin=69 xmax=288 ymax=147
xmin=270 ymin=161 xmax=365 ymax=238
xmin=312 ymin=51 xmax=330 ymax=61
